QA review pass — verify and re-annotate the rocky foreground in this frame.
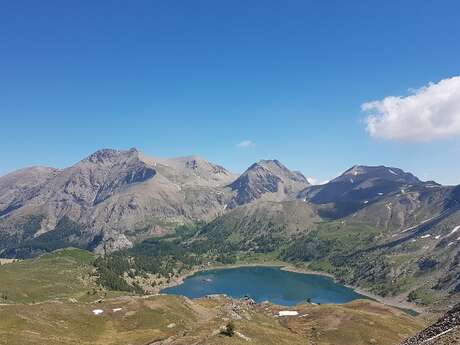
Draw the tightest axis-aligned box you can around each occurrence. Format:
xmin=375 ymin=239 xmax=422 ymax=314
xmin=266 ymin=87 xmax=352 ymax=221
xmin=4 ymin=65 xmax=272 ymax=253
xmin=401 ymin=304 xmax=460 ymax=344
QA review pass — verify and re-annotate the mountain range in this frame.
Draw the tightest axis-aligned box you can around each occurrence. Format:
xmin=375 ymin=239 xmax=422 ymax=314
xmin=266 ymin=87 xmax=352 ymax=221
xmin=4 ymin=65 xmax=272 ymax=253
xmin=1 ymin=148 xmax=459 ymax=309
xmin=0 ymin=149 xmax=312 ymax=255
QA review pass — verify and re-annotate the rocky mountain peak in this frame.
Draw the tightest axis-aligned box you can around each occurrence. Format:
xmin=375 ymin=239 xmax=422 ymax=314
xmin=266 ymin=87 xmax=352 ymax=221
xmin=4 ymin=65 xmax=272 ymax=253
xmin=248 ymin=160 xmax=308 ymax=183
xmin=84 ymin=148 xmax=140 ymax=165
xmin=298 ymin=165 xmax=426 ymax=218
xmin=227 ymin=159 xmax=310 ymax=208
xmin=337 ymin=165 xmax=421 ymax=185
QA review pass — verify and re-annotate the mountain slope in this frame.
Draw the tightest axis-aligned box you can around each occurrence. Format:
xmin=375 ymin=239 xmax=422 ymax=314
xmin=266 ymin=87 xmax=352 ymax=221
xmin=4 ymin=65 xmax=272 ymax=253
xmin=299 ymin=165 xmax=427 ymax=218
xmin=0 ymin=166 xmax=60 ymax=217
xmin=228 ymin=160 xmax=309 ymax=208
xmin=0 ymin=149 xmax=239 ymax=256
xmin=193 ymin=200 xmax=319 ymax=253
xmin=0 ymin=150 xmax=309 ymax=257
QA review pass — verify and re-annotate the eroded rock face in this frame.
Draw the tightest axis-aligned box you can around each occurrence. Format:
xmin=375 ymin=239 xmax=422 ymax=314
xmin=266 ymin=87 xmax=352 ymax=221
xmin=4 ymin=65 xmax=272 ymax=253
xmin=227 ymin=160 xmax=310 ymax=208
xmin=0 ymin=166 xmax=60 ymax=217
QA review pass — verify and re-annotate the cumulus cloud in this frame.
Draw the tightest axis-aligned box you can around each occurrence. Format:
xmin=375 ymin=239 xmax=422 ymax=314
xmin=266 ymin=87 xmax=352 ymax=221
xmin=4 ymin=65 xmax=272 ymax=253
xmin=362 ymin=76 xmax=460 ymax=141
xmin=237 ymin=140 xmax=256 ymax=148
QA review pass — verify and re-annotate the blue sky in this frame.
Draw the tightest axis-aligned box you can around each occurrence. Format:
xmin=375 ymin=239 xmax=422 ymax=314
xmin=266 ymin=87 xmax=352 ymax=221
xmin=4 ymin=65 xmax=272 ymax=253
xmin=1 ymin=1 xmax=460 ymax=184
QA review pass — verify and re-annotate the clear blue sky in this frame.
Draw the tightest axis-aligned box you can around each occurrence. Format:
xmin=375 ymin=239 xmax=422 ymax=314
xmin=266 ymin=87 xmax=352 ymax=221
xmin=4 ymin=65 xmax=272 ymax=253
xmin=1 ymin=1 xmax=460 ymax=184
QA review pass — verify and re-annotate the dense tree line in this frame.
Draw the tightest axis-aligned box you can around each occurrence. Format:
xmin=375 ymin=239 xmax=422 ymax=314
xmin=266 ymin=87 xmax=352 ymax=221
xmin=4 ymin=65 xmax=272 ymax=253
xmin=93 ymin=222 xmax=244 ymax=292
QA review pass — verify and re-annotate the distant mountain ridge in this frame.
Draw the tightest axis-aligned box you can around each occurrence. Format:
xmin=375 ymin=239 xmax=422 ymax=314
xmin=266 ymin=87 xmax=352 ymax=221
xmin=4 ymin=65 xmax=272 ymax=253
xmin=0 ymin=149 xmax=309 ymax=256
xmin=298 ymin=165 xmax=434 ymax=218
xmin=1 ymin=151 xmax=453 ymax=258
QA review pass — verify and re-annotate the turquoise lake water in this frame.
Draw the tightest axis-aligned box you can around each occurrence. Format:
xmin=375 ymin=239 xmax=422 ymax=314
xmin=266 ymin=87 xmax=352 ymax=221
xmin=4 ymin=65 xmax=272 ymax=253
xmin=161 ymin=266 xmax=367 ymax=306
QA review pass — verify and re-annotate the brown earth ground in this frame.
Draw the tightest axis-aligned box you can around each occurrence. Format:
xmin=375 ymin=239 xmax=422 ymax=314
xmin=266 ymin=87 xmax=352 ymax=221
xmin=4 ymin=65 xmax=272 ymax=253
xmin=0 ymin=294 xmax=426 ymax=345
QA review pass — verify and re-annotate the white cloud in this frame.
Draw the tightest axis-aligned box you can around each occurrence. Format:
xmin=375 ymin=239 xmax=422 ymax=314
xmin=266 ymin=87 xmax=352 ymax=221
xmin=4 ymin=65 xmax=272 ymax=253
xmin=362 ymin=76 xmax=460 ymax=141
xmin=237 ymin=140 xmax=256 ymax=148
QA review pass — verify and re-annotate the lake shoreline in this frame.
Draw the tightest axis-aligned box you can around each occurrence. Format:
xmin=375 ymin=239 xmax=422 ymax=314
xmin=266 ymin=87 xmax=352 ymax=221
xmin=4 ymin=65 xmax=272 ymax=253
xmin=157 ymin=261 xmax=425 ymax=315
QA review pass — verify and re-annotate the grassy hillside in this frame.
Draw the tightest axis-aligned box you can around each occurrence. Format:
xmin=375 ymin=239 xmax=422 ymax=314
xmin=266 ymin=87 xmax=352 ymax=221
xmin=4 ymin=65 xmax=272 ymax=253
xmin=196 ymin=200 xmax=319 ymax=252
xmin=0 ymin=248 xmax=114 ymax=303
xmin=0 ymin=294 xmax=425 ymax=345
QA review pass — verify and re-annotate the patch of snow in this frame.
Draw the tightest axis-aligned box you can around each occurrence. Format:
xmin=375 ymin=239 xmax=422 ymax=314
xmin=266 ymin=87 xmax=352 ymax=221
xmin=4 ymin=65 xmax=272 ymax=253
xmin=420 ymin=234 xmax=431 ymax=239
xmin=450 ymin=226 xmax=460 ymax=235
xmin=411 ymin=239 xmax=417 ymax=242
xmin=363 ymin=200 xmax=369 ymax=204
xmin=236 ymin=331 xmax=251 ymax=341
xmin=223 ymin=204 xmax=228 ymax=210
xmin=421 ymin=326 xmax=459 ymax=343
xmin=378 ymin=192 xmax=384 ymax=196
xmin=278 ymin=310 xmax=299 ymax=316
xmin=350 ymin=178 xmax=354 ymax=183
xmin=401 ymin=216 xmax=436 ymax=233
xmin=423 ymin=246 xmax=430 ymax=250
xmin=388 ymin=169 xmax=398 ymax=175
xmin=112 ymin=308 xmax=122 ymax=312
xmin=92 ymin=309 xmax=104 ymax=315
xmin=448 ymin=242 xmax=454 ymax=247
xmin=435 ymin=235 xmax=441 ymax=239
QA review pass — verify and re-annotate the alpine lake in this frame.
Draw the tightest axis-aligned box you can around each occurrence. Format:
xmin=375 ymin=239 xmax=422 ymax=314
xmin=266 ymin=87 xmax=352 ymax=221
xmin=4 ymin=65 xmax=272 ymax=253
xmin=161 ymin=265 xmax=367 ymax=306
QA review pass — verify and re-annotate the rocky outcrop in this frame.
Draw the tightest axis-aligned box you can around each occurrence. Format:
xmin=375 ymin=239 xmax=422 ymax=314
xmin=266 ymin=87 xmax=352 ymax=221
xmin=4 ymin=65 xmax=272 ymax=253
xmin=401 ymin=304 xmax=460 ymax=344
